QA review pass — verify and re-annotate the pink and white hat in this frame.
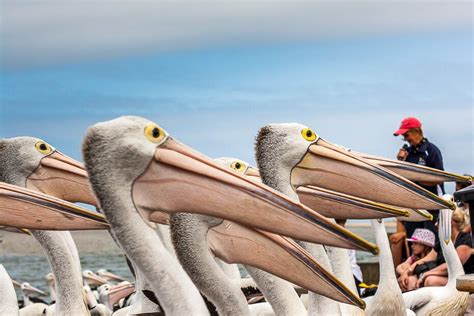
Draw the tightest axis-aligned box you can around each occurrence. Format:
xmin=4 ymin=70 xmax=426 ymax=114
xmin=406 ymin=228 xmax=435 ymax=248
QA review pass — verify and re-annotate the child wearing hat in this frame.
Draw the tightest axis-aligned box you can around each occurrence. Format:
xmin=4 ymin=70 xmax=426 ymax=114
xmin=396 ymin=228 xmax=435 ymax=292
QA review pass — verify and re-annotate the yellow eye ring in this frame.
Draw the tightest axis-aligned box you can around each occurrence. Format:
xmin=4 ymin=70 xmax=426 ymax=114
xmin=301 ymin=128 xmax=317 ymax=142
xmin=230 ymin=161 xmax=247 ymax=173
xmin=144 ymin=124 xmax=165 ymax=143
xmin=34 ymin=141 xmax=53 ymax=155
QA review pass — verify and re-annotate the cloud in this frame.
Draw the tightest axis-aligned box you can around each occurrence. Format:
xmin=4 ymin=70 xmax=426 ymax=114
xmin=1 ymin=1 xmax=472 ymax=69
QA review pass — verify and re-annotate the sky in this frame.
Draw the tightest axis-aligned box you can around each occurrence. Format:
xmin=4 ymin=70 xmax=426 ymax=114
xmin=0 ymin=1 xmax=473 ymax=194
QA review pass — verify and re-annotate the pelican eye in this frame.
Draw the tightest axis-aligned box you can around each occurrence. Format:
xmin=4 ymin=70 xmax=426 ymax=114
xmin=301 ymin=128 xmax=317 ymax=142
xmin=34 ymin=141 xmax=53 ymax=155
xmin=230 ymin=161 xmax=246 ymax=173
xmin=144 ymin=124 xmax=165 ymax=143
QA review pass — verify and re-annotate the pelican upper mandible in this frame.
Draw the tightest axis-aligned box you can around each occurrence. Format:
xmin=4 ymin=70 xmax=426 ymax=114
xmin=82 ymin=116 xmax=379 ymax=314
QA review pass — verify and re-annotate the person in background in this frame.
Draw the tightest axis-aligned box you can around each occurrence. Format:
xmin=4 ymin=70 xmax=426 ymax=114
xmin=456 ymin=176 xmax=473 ymax=233
xmin=396 ymin=228 xmax=435 ymax=292
xmin=390 ymin=117 xmax=444 ymax=266
xmin=394 ymin=116 xmax=444 ymax=234
xmin=415 ymin=208 xmax=474 ymax=288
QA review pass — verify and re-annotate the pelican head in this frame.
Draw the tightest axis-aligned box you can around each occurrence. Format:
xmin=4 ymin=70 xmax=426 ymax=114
xmin=214 ymin=157 xmax=260 ymax=178
xmin=0 ymin=137 xmax=96 ymax=206
xmin=82 ymin=116 xmax=376 ymax=251
xmin=20 ymin=282 xmax=46 ymax=297
xmin=82 ymin=270 xmax=108 ymax=286
xmin=255 ymin=123 xmax=313 ymax=195
xmin=255 ymin=123 xmax=454 ymax=211
xmin=0 ymin=137 xmax=107 ymax=230
xmin=82 ymin=116 xmax=172 ymax=225
xmin=98 ymin=282 xmax=135 ymax=310
xmin=45 ymin=273 xmax=55 ymax=284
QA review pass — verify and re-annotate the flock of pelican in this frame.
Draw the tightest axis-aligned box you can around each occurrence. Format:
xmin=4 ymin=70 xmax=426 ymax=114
xmin=0 ymin=115 xmax=471 ymax=316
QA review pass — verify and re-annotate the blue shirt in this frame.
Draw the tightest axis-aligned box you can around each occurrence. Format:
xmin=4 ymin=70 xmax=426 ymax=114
xmin=405 ymin=138 xmax=444 ymax=195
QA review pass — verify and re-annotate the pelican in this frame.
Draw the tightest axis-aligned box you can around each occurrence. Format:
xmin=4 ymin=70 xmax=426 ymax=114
xmin=82 ymin=116 xmax=379 ymax=314
xmin=20 ymin=282 xmax=47 ymax=306
xmin=45 ymin=273 xmax=57 ymax=303
xmin=402 ymin=195 xmax=470 ymax=315
xmin=254 ymin=123 xmax=454 ymax=315
xmin=0 ymin=137 xmax=108 ymax=315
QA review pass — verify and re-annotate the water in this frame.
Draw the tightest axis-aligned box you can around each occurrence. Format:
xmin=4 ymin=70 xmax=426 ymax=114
xmin=1 ymin=254 xmax=134 ymax=300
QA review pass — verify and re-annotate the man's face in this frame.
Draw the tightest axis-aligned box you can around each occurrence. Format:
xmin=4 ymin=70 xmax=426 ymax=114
xmin=403 ymin=130 xmax=421 ymax=146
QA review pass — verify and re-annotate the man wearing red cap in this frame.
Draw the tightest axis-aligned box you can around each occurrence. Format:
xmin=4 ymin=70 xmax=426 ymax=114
xmin=392 ymin=117 xmax=445 ymax=260
xmin=394 ymin=117 xmax=444 ymax=197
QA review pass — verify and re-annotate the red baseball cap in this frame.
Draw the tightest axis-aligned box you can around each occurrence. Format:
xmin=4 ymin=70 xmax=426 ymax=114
xmin=393 ymin=117 xmax=422 ymax=136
